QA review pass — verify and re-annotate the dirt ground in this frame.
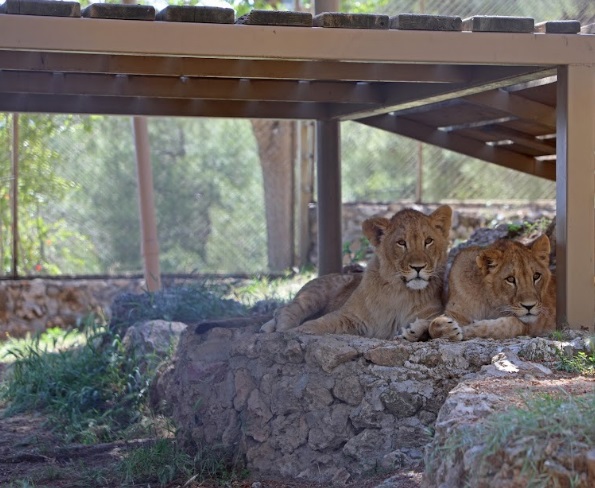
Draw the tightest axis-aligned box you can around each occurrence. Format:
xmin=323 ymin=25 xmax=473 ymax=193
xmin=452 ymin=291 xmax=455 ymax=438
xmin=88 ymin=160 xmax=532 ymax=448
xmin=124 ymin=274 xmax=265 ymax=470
xmin=0 ymin=367 xmax=591 ymax=487
xmin=0 ymin=407 xmax=423 ymax=487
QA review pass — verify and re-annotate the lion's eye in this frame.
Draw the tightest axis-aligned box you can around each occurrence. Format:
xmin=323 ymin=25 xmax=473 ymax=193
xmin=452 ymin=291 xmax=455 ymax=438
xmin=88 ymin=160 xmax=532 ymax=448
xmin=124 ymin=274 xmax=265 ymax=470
xmin=425 ymin=237 xmax=434 ymax=246
xmin=506 ymin=276 xmax=516 ymax=284
xmin=533 ymin=272 xmax=541 ymax=281
xmin=397 ymin=239 xmax=407 ymax=248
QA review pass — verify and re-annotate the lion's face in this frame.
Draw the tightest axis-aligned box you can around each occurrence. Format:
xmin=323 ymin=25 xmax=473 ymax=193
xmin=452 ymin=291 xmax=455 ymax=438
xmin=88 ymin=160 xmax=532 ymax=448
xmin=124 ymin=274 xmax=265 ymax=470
xmin=362 ymin=205 xmax=452 ymax=290
xmin=476 ymin=235 xmax=552 ymax=323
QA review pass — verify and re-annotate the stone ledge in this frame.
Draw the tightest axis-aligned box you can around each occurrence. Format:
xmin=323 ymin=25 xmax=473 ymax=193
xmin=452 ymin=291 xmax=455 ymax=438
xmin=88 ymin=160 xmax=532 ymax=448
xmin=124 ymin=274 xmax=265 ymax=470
xmin=151 ymin=326 xmax=589 ymax=484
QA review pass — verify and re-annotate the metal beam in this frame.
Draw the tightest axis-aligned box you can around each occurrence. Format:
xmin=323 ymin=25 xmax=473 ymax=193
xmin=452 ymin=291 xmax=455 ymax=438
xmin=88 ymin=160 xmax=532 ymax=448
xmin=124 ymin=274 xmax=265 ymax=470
xmin=556 ymin=64 xmax=595 ymax=330
xmin=316 ymin=120 xmax=342 ymax=276
xmin=0 ymin=51 xmax=470 ymax=83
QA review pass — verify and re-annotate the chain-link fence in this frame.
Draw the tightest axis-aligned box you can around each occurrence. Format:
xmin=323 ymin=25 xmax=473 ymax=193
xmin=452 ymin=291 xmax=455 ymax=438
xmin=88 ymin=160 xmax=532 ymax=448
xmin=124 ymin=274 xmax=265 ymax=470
xmin=3 ymin=0 xmax=593 ymax=277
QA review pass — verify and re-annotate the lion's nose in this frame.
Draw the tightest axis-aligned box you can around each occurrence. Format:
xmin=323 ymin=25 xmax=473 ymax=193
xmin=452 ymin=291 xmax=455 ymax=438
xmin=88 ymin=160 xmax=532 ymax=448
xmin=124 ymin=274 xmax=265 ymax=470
xmin=521 ymin=302 xmax=537 ymax=313
xmin=410 ymin=265 xmax=426 ymax=274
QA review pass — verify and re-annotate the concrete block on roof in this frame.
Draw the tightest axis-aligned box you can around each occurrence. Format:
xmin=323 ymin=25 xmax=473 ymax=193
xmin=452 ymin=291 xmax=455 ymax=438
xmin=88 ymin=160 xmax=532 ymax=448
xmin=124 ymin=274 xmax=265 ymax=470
xmin=156 ymin=5 xmax=234 ymax=24
xmin=535 ymin=20 xmax=581 ymax=34
xmin=313 ymin=12 xmax=389 ymax=29
xmin=235 ymin=10 xmax=312 ymax=27
xmin=462 ymin=15 xmax=534 ymax=33
xmin=82 ymin=3 xmax=155 ymax=21
xmin=0 ymin=0 xmax=80 ymax=17
xmin=390 ymin=13 xmax=462 ymax=31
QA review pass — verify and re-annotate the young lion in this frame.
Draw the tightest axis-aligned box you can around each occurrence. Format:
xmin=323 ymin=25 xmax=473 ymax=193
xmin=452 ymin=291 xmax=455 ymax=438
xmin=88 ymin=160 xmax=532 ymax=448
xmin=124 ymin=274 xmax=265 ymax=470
xmin=426 ymin=235 xmax=556 ymax=341
xmin=262 ymin=205 xmax=452 ymax=340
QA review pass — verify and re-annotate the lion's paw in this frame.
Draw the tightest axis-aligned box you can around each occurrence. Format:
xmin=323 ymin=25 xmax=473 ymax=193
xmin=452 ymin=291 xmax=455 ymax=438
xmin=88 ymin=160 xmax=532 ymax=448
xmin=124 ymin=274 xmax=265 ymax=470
xmin=260 ymin=319 xmax=276 ymax=333
xmin=400 ymin=318 xmax=430 ymax=342
xmin=429 ymin=316 xmax=463 ymax=341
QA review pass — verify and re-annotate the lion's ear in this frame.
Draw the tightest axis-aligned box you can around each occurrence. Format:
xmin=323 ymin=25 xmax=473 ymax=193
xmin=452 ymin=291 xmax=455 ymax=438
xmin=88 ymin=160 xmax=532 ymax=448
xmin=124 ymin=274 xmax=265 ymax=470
xmin=476 ymin=248 xmax=503 ymax=275
xmin=530 ymin=234 xmax=551 ymax=265
xmin=362 ymin=217 xmax=390 ymax=247
xmin=430 ymin=205 xmax=452 ymax=238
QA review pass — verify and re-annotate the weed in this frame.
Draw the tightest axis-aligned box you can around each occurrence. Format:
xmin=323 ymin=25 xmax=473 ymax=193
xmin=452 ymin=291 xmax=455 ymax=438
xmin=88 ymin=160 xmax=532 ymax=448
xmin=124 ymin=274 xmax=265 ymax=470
xmin=1 ymin=315 xmax=157 ymax=443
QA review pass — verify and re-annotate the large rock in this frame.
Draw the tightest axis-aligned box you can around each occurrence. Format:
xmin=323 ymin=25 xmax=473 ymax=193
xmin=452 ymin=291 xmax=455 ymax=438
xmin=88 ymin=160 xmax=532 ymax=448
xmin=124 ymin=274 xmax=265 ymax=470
xmin=152 ymin=325 xmax=589 ymax=484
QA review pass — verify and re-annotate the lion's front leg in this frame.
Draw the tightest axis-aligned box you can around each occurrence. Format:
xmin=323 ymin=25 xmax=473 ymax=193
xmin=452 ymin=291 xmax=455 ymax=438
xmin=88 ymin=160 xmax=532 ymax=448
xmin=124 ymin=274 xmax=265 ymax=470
xmin=293 ymin=311 xmax=361 ymax=336
xmin=401 ymin=318 xmax=431 ymax=342
xmin=461 ymin=317 xmax=527 ymax=340
xmin=429 ymin=315 xmax=464 ymax=341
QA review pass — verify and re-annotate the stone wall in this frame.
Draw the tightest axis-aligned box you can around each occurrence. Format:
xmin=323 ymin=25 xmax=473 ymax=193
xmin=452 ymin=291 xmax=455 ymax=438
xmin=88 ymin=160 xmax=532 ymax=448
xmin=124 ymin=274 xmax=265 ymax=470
xmin=153 ymin=324 xmax=510 ymax=484
xmin=0 ymin=277 xmax=146 ymax=339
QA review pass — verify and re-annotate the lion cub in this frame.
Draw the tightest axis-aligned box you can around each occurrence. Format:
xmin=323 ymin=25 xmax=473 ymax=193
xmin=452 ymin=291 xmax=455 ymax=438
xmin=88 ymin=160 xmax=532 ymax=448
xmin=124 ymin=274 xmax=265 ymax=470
xmin=261 ymin=205 xmax=452 ymax=340
xmin=426 ymin=235 xmax=556 ymax=341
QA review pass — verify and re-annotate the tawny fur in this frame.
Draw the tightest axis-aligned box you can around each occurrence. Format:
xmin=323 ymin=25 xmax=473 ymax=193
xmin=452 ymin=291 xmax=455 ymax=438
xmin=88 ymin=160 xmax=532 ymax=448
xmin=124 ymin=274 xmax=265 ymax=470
xmin=428 ymin=235 xmax=556 ymax=341
xmin=264 ymin=205 xmax=452 ymax=340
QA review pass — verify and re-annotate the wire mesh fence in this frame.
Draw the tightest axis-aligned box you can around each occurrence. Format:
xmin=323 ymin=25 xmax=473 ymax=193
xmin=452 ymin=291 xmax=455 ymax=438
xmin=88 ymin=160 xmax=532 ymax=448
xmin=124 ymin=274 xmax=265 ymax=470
xmin=3 ymin=0 xmax=593 ymax=277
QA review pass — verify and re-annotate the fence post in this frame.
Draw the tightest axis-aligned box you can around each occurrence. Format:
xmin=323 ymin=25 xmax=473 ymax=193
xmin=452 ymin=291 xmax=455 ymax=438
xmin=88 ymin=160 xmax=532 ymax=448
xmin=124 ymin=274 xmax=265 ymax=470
xmin=10 ymin=113 xmax=18 ymax=278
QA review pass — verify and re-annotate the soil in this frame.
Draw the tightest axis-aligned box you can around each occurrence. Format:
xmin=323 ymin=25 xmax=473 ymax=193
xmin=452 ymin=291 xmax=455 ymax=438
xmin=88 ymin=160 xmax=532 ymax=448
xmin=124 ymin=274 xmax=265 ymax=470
xmin=0 ymin=366 xmax=591 ymax=487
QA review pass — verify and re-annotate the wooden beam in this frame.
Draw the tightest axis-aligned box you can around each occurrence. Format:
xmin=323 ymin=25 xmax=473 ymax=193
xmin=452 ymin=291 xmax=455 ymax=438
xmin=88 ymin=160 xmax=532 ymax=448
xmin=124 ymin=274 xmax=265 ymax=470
xmin=0 ymin=94 xmax=332 ymax=119
xmin=359 ymin=114 xmax=555 ymax=180
xmin=0 ymin=51 xmax=470 ymax=83
xmin=335 ymin=66 xmax=554 ymax=120
xmin=556 ymin=64 xmax=595 ymax=330
xmin=0 ymin=71 xmax=384 ymax=104
xmin=316 ymin=120 xmax=342 ymax=275
xmin=458 ymin=126 xmax=555 ymax=155
xmin=464 ymin=89 xmax=556 ymax=129
xmin=2 ymin=16 xmax=595 ymax=65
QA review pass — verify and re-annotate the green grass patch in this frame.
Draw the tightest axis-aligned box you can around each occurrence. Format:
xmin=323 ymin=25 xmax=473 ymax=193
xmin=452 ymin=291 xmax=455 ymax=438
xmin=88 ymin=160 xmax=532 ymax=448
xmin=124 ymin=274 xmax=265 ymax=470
xmin=118 ymin=439 xmax=247 ymax=487
xmin=431 ymin=391 xmax=595 ymax=487
xmin=557 ymin=349 xmax=595 ymax=375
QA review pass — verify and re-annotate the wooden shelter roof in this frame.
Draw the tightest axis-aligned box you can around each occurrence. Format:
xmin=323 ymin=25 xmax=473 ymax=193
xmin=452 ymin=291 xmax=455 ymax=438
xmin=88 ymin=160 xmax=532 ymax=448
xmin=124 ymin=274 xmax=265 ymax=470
xmin=0 ymin=2 xmax=594 ymax=329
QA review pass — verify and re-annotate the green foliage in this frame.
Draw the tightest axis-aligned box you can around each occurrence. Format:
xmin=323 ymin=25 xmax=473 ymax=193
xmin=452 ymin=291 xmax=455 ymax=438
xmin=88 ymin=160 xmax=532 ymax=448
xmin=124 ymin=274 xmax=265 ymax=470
xmin=557 ymin=349 xmax=595 ymax=375
xmin=1 ymin=315 xmax=157 ymax=443
xmin=0 ymin=114 xmax=99 ymax=276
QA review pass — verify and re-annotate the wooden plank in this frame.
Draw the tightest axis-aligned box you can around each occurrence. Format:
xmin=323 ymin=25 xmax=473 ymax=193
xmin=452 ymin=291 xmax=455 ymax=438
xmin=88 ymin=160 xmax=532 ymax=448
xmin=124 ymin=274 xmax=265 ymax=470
xmin=2 ymin=16 xmax=595 ymax=65
xmin=82 ymin=3 xmax=154 ymax=21
xmin=0 ymin=0 xmax=80 ymax=17
xmin=464 ymin=89 xmax=556 ymax=129
xmin=236 ymin=10 xmax=312 ymax=27
xmin=316 ymin=120 xmax=342 ymax=275
xmin=0 ymin=51 xmax=469 ymax=83
xmin=359 ymin=114 xmax=555 ymax=180
xmin=313 ymin=12 xmax=388 ymax=29
xmin=535 ymin=20 xmax=580 ymax=34
xmin=156 ymin=6 xmax=234 ymax=24
xmin=458 ymin=126 xmax=555 ymax=156
xmin=390 ymin=14 xmax=461 ymax=31
xmin=0 ymin=71 xmax=384 ymax=104
xmin=0 ymin=93 xmax=331 ymax=119
xmin=556 ymin=64 xmax=595 ymax=330
xmin=462 ymin=16 xmax=534 ymax=33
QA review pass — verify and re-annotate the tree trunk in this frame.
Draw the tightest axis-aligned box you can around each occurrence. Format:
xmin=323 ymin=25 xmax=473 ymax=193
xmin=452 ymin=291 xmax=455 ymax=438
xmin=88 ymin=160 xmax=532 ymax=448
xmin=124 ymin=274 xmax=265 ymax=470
xmin=251 ymin=120 xmax=295 ymax=272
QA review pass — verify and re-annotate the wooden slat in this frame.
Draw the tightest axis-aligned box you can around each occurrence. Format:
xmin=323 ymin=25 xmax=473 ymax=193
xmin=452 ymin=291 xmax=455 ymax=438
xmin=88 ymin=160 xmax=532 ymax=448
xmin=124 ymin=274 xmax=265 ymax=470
xmin=0 ymin=71 xmax=384 ymax=104
xmin=457 ymin=127 xmax=555 ymax=156
xmin=359 ymin=114 xmax=555 ymax=180
xmin=0 ymin=51 xmax=469 ymax=83
xmin=335 ymin=66 xmax=554 ymax=120
xmin=0 ymin=94 xmax=332 ymax=119
xmin=464 ymin=89 xmax=556 ymax=129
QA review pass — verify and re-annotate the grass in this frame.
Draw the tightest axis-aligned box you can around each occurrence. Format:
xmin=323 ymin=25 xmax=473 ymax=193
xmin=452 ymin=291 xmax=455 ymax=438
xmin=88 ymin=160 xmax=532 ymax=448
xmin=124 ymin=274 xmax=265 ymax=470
xmin=557 ymin=349 xmax=595 ymax=375
xmin=431 ymin=390 xmax=595 ymax=487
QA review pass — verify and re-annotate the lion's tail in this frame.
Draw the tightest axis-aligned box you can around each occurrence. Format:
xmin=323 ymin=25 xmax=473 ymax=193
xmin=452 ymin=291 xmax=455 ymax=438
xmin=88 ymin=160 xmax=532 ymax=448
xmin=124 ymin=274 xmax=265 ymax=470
xmin=193 ymin=313 xmax=273 ymax=335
